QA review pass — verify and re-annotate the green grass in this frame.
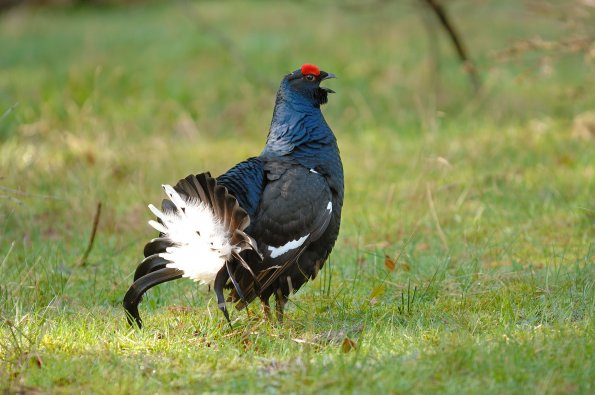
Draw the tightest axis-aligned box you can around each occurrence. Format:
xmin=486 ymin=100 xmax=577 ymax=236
xmin=1 ymin=1 xmax=593 ymax=393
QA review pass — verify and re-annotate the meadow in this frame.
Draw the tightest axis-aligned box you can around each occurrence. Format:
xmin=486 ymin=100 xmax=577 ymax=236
xmin=0 ymin=1 xmax=593 ymax=393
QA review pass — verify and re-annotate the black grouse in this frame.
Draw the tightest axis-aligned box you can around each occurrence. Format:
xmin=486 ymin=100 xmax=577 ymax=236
xmin=123 ymin=64 xmax=344 ymax=327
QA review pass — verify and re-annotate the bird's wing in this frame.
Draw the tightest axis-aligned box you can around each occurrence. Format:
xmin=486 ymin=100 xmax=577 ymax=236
xmin=216 ymin=157 xmax=265 ymax=219
xmin=235 ymin=160 xmax=334 ymax=302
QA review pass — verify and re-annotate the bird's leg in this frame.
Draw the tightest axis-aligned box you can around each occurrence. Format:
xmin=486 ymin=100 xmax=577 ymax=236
xmin=214 ymin=269 xmax=232 ymax=328
xmin=260 ymin=297 xmax=271 ymax=320
xmin=275 ymin=289 xmax=287 ymax=323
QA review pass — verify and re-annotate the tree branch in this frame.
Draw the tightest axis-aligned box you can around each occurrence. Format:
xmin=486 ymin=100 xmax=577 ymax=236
xmin=422 ymin=0 xmax=480 ymax=92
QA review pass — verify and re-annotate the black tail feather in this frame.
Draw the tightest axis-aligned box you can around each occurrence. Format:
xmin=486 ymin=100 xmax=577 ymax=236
xmin=133 ymin=254 xmax=171 ymax=281
xmin=124 ymin=172 xmax=260 ymax=327
xmin=225 ymin=261 xmax=245 ymax=302
xmin=143 ymin=237 xmax=175 ymax=258
xmin=123 ymin=267 xmax=183 ymax=328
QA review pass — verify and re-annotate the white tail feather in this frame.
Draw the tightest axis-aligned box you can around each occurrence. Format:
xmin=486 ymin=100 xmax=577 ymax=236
xmin=148 ymin=204 xmax=164 ymax=220
xmin=148 ymin=219 xmax=168 ymax=234
xmin=162 ymin=184 xmax=187 ymax=210
xmin=148 ymin=185 xmax=231 ymax=285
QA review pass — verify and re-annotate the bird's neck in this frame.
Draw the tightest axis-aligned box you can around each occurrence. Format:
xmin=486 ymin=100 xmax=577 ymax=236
xmin=262 ymin=97 xmax=333 ymax=157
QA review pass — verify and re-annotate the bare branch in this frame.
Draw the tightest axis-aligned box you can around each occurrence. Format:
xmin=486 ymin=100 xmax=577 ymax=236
xmin=491 ymin=36 xmax=594 ymax=61
xmin=422 ymin=0 xmax=480 ymax=92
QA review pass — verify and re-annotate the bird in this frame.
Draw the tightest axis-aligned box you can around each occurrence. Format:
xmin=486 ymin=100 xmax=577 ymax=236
xmin=123 ymin=63 xmax=344 ymax=328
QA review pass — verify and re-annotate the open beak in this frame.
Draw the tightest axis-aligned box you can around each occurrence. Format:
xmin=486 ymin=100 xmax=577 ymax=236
xmin=320 ymin=71 xmax=336 ymax=93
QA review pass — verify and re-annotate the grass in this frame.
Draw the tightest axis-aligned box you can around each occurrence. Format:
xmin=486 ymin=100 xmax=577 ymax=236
xmin=1 ymin=1 xmax=593 ymax=393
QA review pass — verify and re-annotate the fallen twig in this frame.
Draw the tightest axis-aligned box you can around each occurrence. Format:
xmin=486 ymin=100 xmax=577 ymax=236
xmin=78 ymin=202 xmax=102 ymax=267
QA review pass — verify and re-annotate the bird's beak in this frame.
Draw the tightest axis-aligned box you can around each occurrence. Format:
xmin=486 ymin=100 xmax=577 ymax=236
xmin=320 ymin=72 xmax=336 ymax=93
xmin=322 ymin=72 xmax=336 ymax=80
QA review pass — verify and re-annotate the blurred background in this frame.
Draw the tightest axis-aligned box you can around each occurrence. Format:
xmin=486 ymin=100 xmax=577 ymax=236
xmin=1 ymin=0 xmax=593 ymax=291
xmin=1 ymin=0 xmax=594 ymax=287
xmin=0 ymin=1 xmax=593 ymax=392
xmin=2 ymin=0 xmax=593 ymax=134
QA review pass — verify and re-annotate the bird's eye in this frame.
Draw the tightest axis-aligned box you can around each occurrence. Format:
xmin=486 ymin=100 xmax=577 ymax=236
xmin=305 ymin=74 xmax=316 ymax=81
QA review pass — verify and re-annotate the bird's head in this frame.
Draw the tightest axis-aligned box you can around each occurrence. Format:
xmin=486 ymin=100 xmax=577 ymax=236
xmin=279 ymin=64 xmax=336 ymax=107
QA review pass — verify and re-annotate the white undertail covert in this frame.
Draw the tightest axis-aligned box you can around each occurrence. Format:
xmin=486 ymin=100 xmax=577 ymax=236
xmin=147 ymin=184 xmax=231 ymax=285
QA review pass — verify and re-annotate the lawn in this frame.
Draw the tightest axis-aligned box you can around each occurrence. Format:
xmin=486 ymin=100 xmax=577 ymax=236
xmin=0 ymin=1 xmax=593 ymax=393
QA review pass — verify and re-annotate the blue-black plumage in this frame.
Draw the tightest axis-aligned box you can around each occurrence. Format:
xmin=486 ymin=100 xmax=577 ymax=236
xmin=123 ymin=64 xmax=344 ymax=327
